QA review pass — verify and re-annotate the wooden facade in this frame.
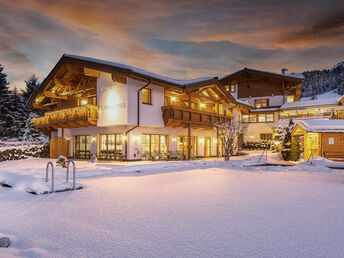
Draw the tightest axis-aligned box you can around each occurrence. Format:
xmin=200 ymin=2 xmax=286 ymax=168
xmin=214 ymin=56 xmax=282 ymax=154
xmin=292 ymin=124 xmax=344 ymax=161
xmin=162 ymin=105 xmax=232 ymax=128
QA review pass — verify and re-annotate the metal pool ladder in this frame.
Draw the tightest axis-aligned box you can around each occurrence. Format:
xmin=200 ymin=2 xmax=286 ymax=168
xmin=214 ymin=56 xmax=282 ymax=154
xmin=66 ymin=160 xmax=76 ymax=190
xmin=258 ymin=148 xmax=268 ymax=164
xmin=46 ymin=161 xmax=55 ymax=193
xmin=307 ymin=152 xmax=314 ymax=166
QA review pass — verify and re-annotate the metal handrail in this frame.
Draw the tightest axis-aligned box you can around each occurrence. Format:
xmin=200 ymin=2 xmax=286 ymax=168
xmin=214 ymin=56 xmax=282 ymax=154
xmin=307 ymin=152 xmax=314 ymax=165
xmin=66 ymin=160 xmax=76 ymax=190
xmin=258 ymin=148 xmax=268 ymax=163
xmin=46 ymin=162 xmax=55 ymax=193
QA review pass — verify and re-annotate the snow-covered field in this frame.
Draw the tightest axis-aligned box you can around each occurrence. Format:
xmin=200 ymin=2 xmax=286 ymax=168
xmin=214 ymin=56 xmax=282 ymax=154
xmin=1 ymin=153 xmax=344 ymax=257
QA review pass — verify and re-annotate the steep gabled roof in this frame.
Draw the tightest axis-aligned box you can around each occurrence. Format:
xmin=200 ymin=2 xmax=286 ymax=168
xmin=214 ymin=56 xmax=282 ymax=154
xmin=28 ymin=54 xmax=236 ymax=108
xmin=220 ymin=67 xmax=304 ymax=84
xmin=293 ymin=119 xmax=344 ymax=133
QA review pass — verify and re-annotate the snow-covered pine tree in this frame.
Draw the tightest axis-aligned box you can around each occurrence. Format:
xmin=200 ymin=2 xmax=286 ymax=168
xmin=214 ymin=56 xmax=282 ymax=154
xmin=0 ymin=65 xmax=12 ymax=139
xmin=281 ymin=119 xmax=294 ymax=161
xmin=22 ymin=75 xmax=45 ymax=141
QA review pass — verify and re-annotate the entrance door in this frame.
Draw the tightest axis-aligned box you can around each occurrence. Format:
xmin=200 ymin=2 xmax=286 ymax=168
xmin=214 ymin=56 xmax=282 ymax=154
xmin=204 ymin=137 xmax=211 ymax=157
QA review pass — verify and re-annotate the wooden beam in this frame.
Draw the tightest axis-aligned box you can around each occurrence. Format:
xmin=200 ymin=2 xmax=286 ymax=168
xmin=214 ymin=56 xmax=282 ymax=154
xmin=43 ymin=89 xmax=68 ymax=100
xmin=84 ymin=67 xmax=100 ymax=77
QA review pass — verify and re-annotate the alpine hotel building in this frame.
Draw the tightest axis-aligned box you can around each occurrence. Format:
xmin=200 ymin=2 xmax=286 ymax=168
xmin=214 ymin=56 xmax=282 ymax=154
xmin=28 ymin=54 xmax=344 ymax=161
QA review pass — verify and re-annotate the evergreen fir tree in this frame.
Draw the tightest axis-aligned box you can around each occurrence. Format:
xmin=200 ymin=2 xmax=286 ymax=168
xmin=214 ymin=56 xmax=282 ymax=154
xmin=290 ymin=136 xmax=300 ymax=161
xmin=281 ymin=119 xmax=294 ymax=161
xmin=21 ymin=75 xmax=45 ymax=141
xmin=0 ymin=65 xmax=12 ymax=138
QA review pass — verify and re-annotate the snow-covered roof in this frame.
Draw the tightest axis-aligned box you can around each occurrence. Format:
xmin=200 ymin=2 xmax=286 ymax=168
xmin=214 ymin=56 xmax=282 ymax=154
xmin=296 ymin=119 xmax=344 ymax=133
xmin=64 ymin=54 xmax=214 ymax=86
xmin=273 ymin=118 xmax=330 ymax=129
xmin=280 ymin=91 xmax=342 ymax=110
xmin=235 ymin=99 xmax=253 ymax=108
xmin=250 ymin=107 xmax=280 ymax=112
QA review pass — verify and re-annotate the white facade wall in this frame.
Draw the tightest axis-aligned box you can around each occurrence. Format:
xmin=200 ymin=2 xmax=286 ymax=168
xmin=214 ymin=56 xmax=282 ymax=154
xmin=97 ymin=72 xmax=128 ymax=126
xmin=127 ymin=78 xmax=165 ymax=127
xmin=243 ymin=111 xmax=279 ymax=142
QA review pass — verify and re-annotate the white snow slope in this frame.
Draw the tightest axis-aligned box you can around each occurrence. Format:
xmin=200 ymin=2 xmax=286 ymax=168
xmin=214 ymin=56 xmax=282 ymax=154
xmin=1 ymin=156 xmax=344 ymax=257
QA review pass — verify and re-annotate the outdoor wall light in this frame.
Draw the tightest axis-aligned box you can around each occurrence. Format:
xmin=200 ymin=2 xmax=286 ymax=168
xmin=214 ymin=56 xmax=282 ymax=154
xmin=199 ymin=103 xmax=206 ymax=107
xmin=199 ymin=137 xmax=204 ymax=144
xmin=171 ymin=96 xmax=176 ymax=102
xmin=81 ymin=99 xmax=88 ymax=105
xmin=123 ymin=136 xmax=127 ymax=140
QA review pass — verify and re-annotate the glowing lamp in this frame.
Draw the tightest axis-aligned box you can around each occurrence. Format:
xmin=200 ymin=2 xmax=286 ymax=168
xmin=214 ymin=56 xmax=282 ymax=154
xmin=171 ymin=96 xmax=176 ymax=102
xmin=172 ymin=137 xmax=176 ymax=142
xmin=199 ymin=137 xmax=204 ymax=144
xmin=81 ymin=99 xmax=88 ymax=105
xmin=199 ymin=103 xmax=205 ymax=108
xmin=123 ymin=136 xmax=127 ymax=140
xmin=213 ymin=139 xmax=217 ymax=143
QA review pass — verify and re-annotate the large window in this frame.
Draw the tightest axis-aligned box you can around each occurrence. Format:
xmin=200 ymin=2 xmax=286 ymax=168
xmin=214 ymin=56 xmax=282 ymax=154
xmin=249 ymin=114 xmax=257 ymax=123
xmin=177 ymin=136 xmax=198 ymax=158
xmin=142 ymin=88 xmax=152 ymax=104
xmin=74 ymin=135 xmax=92 ymax=159
xmin=254 ymin=99 xmax=268 ymax=108
xmin=99 ymin=134 xmax=123 ymax=160
xmin=141 ymin=134 xmax=168 ymax=160
xmin=242 ymin=113 xmax=273 ymax=123
xmin=287 ymin=95 xmax=295 ymax=103
xmin=260 ymin=134 xmax=273 ymax=140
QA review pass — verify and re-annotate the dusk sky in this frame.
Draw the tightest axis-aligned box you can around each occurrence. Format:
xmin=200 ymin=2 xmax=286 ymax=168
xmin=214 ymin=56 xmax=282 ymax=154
xmin=1 ymin=0 xmax=344 ymax=89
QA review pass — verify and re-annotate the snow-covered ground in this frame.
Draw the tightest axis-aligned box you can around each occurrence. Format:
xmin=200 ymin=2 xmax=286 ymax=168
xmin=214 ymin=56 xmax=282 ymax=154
xmin=1 ymin=153 xmax=344 ymax=257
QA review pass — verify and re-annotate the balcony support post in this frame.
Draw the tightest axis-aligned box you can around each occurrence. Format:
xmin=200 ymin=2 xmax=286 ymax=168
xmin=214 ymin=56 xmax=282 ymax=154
xmin=187 ymin=124 xmax=191 ymax=160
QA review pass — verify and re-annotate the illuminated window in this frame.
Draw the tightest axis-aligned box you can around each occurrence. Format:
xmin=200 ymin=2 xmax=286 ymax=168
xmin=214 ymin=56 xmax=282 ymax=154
xmin=218 ymin=104 xmax=223 ymax=115
xmin=287 ymin=95 xmax=295 ymax=103
xmin=258 ymin=114 xmax=266 ymax=122
xmin=242 ymin=115 xmax=249 ymax=122
xmin=74 ymin=135 xmax=91 ymax=159
xmin=254 ymin=99 xmax=268 ymax=108
xmin=249 ymin=114 xmax=257 ymax=122
xmin=142 ymin=88 xmax=152 ymax=104
xmin=141 ymin=134 xmax=169 ymax=160
xmin=266 ymin=113 xmax=274 ymax=122
xmin=99 ymin=134 xmax=123 ymax=160
xmin=260 ymin=134 xmax=272 ymax=140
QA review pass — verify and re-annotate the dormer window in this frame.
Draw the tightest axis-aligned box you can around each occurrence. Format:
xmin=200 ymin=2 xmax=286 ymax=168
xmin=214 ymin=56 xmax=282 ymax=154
xmin=287 ymin=95 xmax=295 ymax=103
xmin=255 ymin=99 xmax=268 ymax=108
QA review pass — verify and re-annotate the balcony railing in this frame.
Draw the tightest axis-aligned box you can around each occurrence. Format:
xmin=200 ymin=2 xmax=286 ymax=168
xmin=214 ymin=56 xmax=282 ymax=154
xmin=162 ymin=105 xmax=232 ymax=128
xmin=32 ymin=105 xmax=99 ymax=129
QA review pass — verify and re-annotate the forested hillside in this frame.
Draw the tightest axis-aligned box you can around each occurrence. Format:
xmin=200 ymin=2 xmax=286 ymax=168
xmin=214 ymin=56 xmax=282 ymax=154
xmin=301 ymin=62 xmax=344 ymax=97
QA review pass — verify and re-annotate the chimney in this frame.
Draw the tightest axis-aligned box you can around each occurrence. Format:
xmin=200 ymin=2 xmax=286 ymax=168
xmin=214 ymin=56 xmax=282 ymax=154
xmin=281 ymin=68 xmax=288 ymax=75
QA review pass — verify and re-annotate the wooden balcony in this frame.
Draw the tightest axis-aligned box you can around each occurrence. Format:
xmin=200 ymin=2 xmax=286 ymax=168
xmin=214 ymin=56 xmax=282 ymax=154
xmin=162 ymin=105 xmax=232 ymax=128
xmin=32 ymin=105 xmax=99 ymax=130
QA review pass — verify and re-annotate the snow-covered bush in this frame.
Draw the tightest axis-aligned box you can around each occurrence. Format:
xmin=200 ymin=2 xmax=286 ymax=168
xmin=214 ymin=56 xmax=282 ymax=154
xmin=242 ymin=140 xmax=273 ymax=150
xmin=0 ymin=143 xmax=49 ymax=162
